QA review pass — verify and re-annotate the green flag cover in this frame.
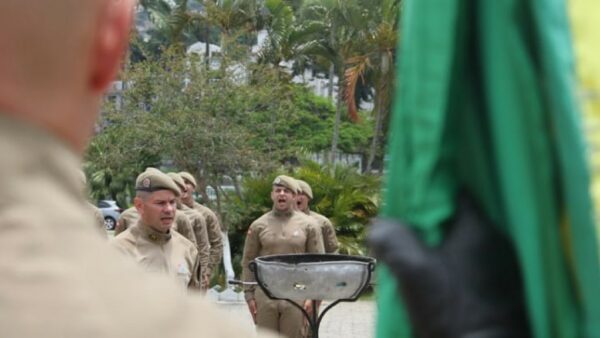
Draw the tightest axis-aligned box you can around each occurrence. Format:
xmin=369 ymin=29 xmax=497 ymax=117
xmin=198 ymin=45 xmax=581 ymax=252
xmin=377 ymin=0 xmax=600 ymax=337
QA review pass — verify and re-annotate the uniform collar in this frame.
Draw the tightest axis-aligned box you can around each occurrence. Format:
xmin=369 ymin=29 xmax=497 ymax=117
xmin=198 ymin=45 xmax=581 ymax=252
xmin=272 ymin=208 xmax=294 ymax=218
xmin=182 ymin=199 xmax=194 ymax=209
xmin=137 ymin=221 xmax=172 ymax=244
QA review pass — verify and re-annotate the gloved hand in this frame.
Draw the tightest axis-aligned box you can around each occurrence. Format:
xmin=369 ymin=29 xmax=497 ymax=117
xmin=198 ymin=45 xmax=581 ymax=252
xmin=368 ymin=193 xmax=530 ymax=338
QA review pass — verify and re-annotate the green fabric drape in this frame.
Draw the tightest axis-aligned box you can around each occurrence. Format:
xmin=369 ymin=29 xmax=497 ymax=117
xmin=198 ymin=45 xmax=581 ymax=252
xmin=377 ymin=0 xmax=600 ymax=337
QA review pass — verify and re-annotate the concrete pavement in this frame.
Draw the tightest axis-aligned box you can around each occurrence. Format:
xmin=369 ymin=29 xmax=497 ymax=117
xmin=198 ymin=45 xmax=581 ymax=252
xmin=216 ymin=300 xmax=376 ymax=338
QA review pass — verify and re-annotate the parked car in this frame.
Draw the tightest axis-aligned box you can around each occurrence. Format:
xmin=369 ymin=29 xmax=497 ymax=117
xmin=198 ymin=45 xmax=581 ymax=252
xmin=98 ymin=200 xmax=122 ymax=231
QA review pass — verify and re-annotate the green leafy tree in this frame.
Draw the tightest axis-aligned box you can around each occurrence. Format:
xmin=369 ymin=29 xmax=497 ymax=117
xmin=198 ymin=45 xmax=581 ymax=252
xmin=88 ymin=47 xmax=372 ymax=209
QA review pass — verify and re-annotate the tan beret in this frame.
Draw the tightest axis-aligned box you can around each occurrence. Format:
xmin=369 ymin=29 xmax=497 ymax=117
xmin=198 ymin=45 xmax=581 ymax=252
xmin=272 ymin=175 xmax=299 ymax=194
xmin=135 ymin=169 xmax=181 ymax=196
xmin=179 ymin=171 xmax=197 ymax=188
xmin=135 ymin=167 xmax=162 ymax=186
xmin=296 ymin=179 xmax=313 ymax=199
xmin=166 ymin=172 xmax=186 ymax=194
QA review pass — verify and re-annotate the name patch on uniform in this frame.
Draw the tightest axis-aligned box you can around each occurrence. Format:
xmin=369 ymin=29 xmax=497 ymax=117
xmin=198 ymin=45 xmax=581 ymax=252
xmin=177 ymin=263 xmax=190 ymax=275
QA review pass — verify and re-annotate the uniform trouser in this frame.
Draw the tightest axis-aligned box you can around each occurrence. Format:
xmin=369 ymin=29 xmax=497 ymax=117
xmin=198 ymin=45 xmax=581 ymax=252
xmin=255 ymin=289 xmax=304 ymax=338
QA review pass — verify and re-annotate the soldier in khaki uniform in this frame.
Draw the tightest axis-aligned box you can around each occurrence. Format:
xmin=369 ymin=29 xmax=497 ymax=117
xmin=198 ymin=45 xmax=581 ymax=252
xmin=116 ymin=200 xmax=197 ymax=245
xmin=114 ymin=169 xmax=197 ymax=246
xmin=296 ymin=179 xmax=339 ymax=253
xmin=179 ymin=171 xmax=224 ymax=280
xmin=0 ymin=1 xmax=273 ymax=337
xmin=111 ymin=170 xmax=201 ymax=289
xmin=242 ymin=175 xmax=325 ymax=338
xmin=167 ymin=172 xmax=211 ymax=288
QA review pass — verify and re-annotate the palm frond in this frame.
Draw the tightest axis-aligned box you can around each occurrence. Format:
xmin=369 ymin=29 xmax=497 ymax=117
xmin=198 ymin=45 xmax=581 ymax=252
xmin=344 ymin=55 xmax=369 ymax=122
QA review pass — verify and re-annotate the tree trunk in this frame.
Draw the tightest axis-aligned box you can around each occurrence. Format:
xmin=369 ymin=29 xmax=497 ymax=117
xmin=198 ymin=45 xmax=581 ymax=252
xmin=366 ymin=102 xmax=384 ymax=173
xmin=330 ymin=86 xmax=343 ymax=165
xmin=328 ymin=63 xmax=335 ymax=100
xmin=204 ymin=23 xmax=210 ymax=73
xmin=195 ymin=166 xmax=211 ymax=206
xmin=367 ymin=53 xmax=392 ymax=173
xmin=327 ymin=24 xmax=335 ymax=101
xmin=233 ymin=175 xmax=243 ymax=199
xmin=212 ymin=183 xmax=222 ymax=216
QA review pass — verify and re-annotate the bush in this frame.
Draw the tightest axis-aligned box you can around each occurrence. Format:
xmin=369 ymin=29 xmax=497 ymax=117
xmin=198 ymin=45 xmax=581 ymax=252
xmin=223 ymin=160 xmax=380 ymax=277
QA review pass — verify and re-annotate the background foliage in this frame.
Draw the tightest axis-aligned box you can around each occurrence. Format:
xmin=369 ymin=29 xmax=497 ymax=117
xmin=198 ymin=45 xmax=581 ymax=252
xmin=86 ymin=48 xmax=373 ymax=209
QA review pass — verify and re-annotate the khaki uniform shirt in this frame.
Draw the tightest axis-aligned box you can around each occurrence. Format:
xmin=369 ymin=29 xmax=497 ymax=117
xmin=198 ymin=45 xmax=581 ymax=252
xmin=193 ymin=201 xmax=224 ymax=273
xmin=180 ymin=204 xmax=210 ymax=281
xmin=114 ymin=206 xmax=138 ymax=235
xmin=115 ymin=206 xmax=197 ymax=246
xmin=241 ymin=209 xmax=325 ymax=300
xmin=306 ymin=210 xmax=339 ymax=253
xmin=111 ymin=222 xmax=200 ymax=289
xmin=0 ymin=114 xmax=268 ymax=338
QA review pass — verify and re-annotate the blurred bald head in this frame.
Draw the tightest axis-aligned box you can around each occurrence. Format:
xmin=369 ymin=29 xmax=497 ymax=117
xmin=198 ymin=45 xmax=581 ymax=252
xmin=0 ymin=0 xmax=135 ymax=153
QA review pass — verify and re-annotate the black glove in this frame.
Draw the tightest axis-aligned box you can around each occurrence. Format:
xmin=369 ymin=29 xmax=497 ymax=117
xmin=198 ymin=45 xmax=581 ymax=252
xmin=368 ymin=193 xmax=531 ymax=338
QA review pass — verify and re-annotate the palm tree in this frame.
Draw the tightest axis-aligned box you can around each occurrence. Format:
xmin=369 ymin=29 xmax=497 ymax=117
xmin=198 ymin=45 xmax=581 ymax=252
xmin=344 ymin=0 xmax=400 ymax=172
xmin=256 ymin=0 xmax=323 ymax=78
xmin=297 ymin=0 xmax=400 ymax=170
xmin=203 ymin=0 xmax=262 ymax=52
xmin=135 ymin=0 xmax=214 ymax=59
xmin=299 ymin=0 xmax=371 ymax=165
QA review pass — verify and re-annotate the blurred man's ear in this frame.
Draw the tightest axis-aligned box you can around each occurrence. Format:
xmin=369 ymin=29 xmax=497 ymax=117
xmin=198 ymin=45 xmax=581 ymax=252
xmin=133 ymin=196 xmax=144 ymax=215
xmin=89 ymin=0 xmax=135 ymax=93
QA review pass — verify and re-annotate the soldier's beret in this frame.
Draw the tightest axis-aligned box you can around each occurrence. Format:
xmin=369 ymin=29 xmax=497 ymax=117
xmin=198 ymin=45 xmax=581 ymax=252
xmin=296 ymin=179 xmax=313 ymax=199
xmin=166 ymin=172 xmax=186 ymax=194
xmin=272 ymin=175 xmax=299 ymax=194
xmin=135 ymin=168 xmax=181 ymax=196
xmin=135 ymin=167 xmax=162 ymax=186
xmin=179 ymin=171 xmax=197 ymax=188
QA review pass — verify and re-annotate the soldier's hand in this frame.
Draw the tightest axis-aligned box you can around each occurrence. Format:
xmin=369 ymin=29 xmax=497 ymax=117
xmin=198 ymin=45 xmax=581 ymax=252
xmin=368 ymin=193 xmax=530 ymax=338
xmin=246 ymin=299 xmax=257 ymax=324
xmin=302 ymin=300 xmax=314 ymax=326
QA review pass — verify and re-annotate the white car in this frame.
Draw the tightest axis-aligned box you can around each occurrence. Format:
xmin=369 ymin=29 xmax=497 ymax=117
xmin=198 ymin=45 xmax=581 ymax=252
xmin=97 ymin=200 xmax=122 ymax=230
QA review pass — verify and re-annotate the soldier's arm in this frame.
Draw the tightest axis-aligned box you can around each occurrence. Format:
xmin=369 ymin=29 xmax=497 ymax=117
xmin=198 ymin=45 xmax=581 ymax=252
xmin=322 ymin=219 xmax=339 ymax=253
xmin=188 ymin=247 xmax=202 ymax=290
xmin=194 ymin=215 xmax=210 ymax=284
xmin=176 ymin=213 xmax=197 ymax=246
xmin=114 ymin=216 xmax=127 ymax=236
xmin=241 ymin=223 xmax=261 ymax=301
xmin=205 ymin=210 xmax=223 ymax=274
xmin=306 ymin=221 xmax=325 ymax=254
